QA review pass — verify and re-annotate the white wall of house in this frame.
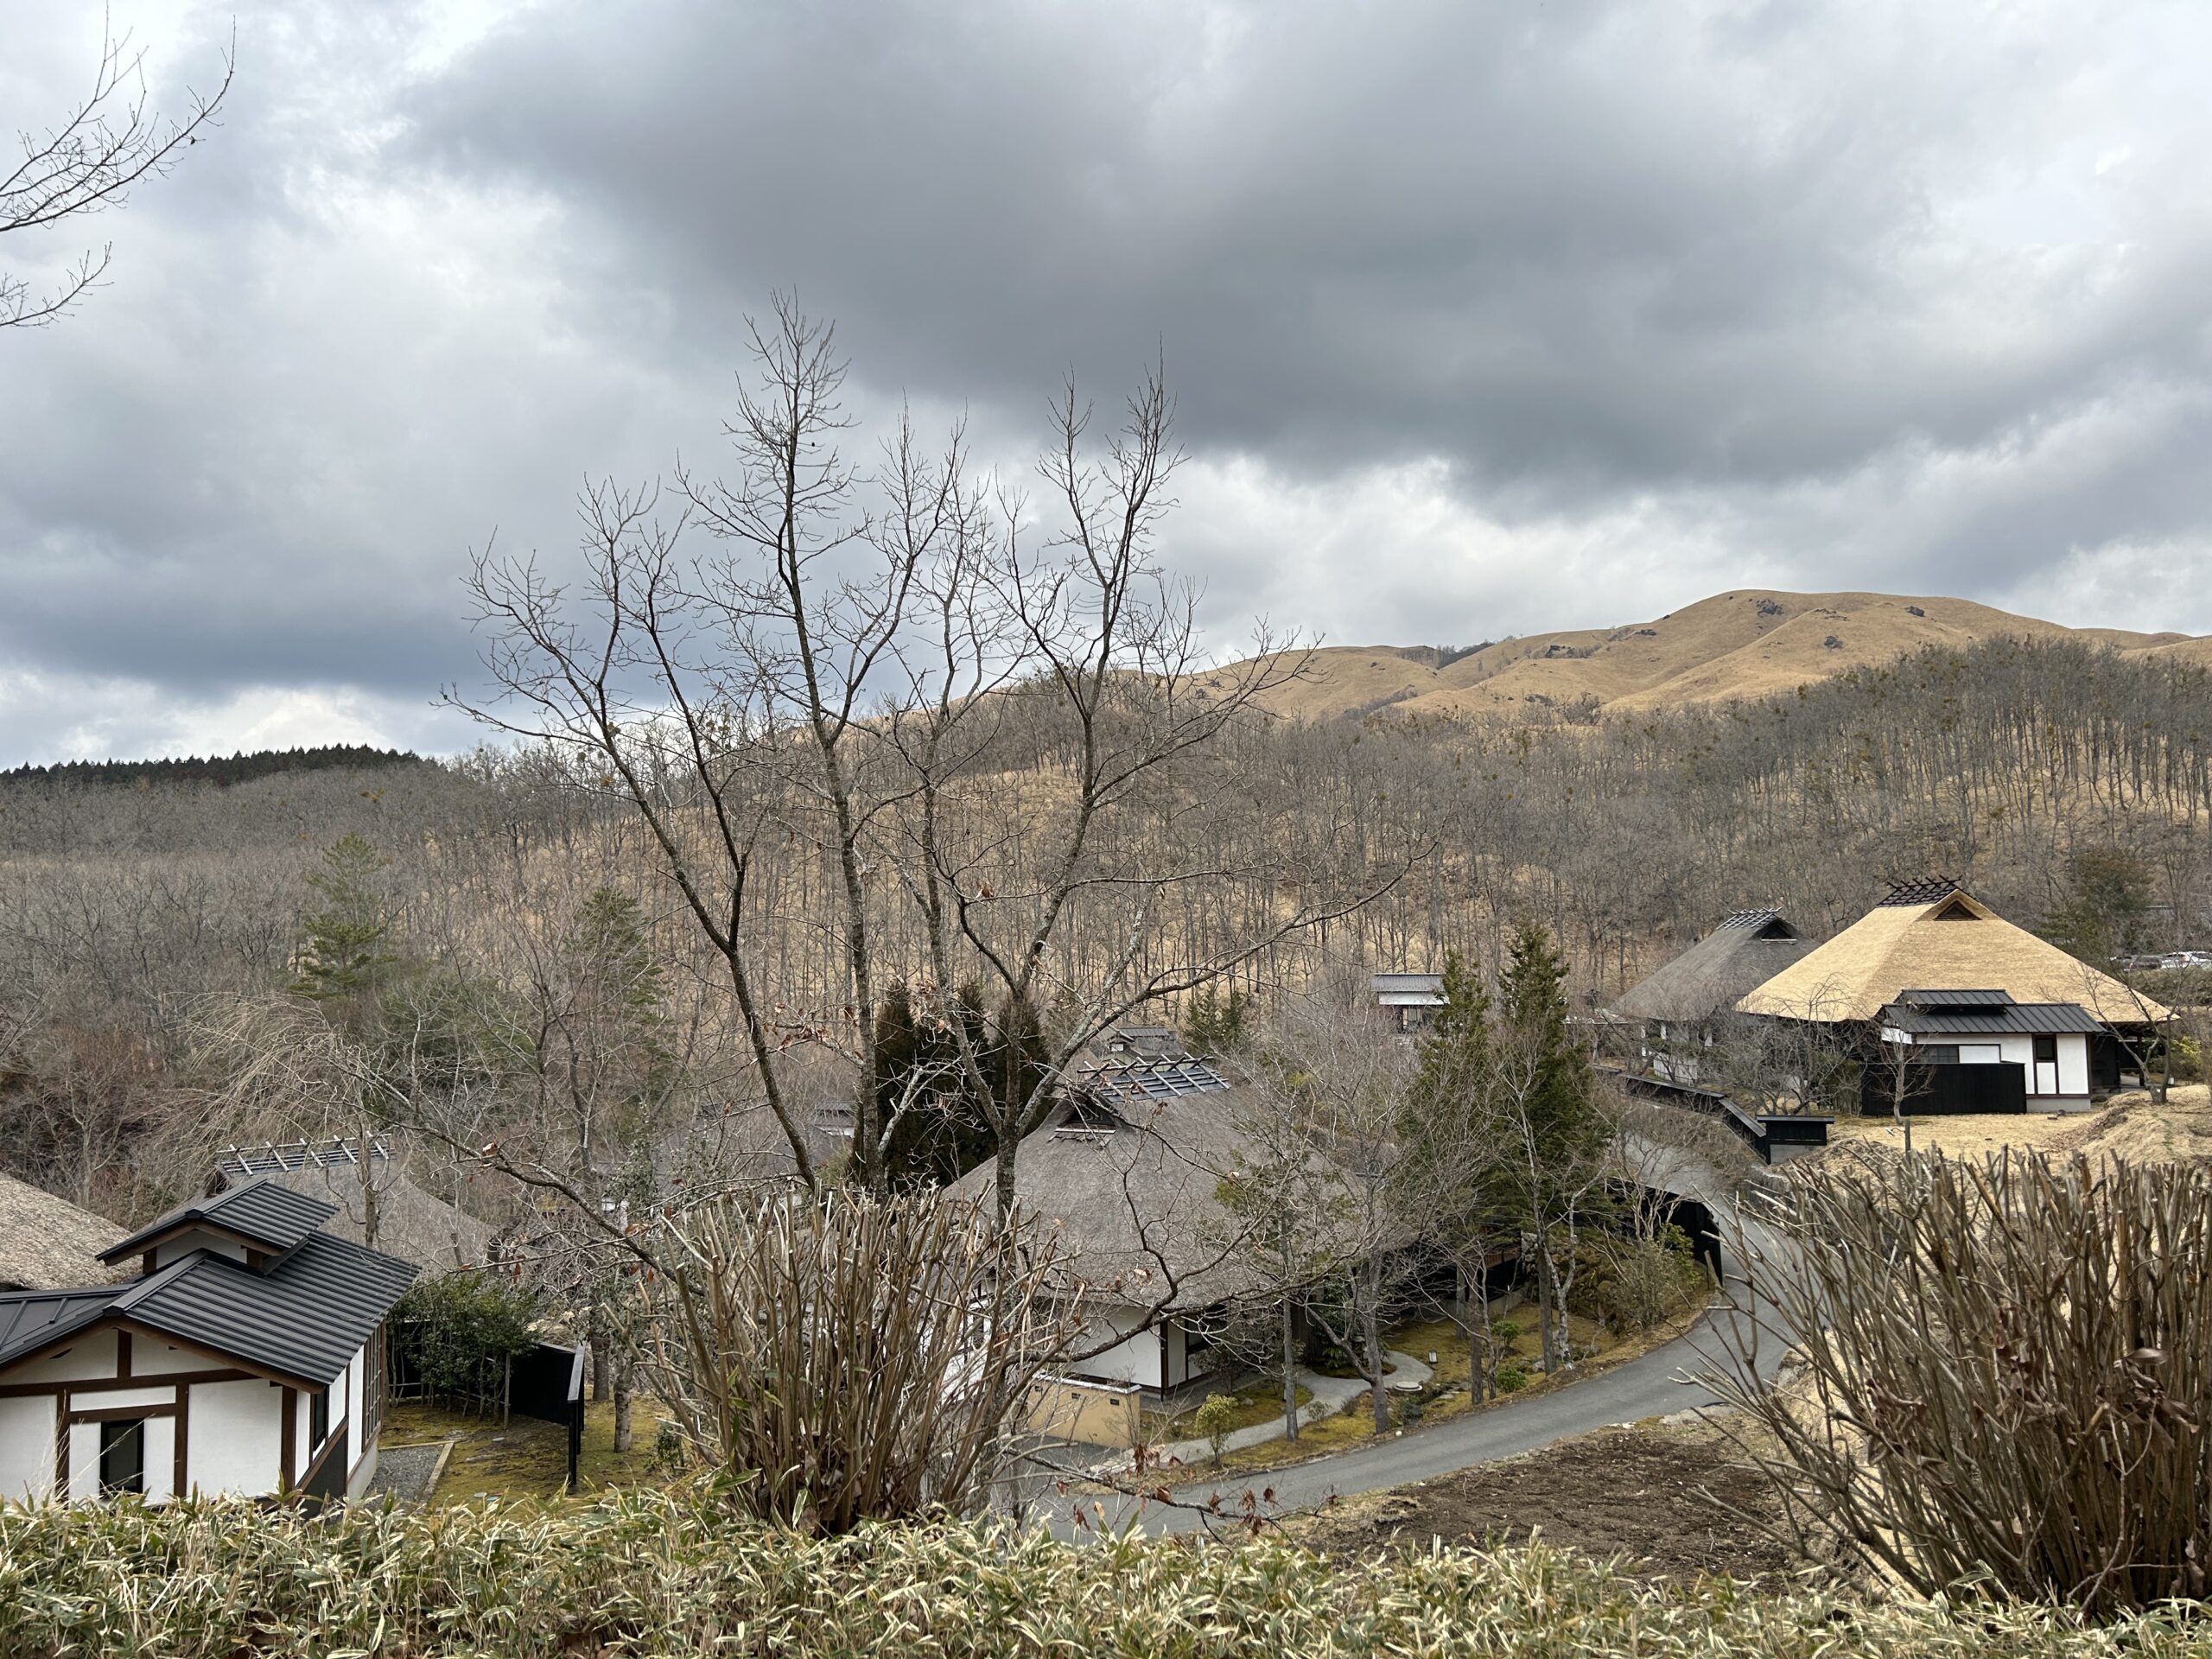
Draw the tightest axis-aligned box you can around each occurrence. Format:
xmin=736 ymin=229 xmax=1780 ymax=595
xmin=1071 ymin=1305 xmax=1162 ymax=1389
xmin=343 ymin=1342 xmax=367 ymax=1484
xmin=1067 ymin=1306 xmax=1224 ymax=1393
xmin=0 ymin=1396 xmax=54 ymax=1502
xmin=187 ymin=1376 xmax=279 ymax=1496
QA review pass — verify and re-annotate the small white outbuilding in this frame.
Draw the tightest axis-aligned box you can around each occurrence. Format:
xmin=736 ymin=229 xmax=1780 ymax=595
xmin=0 ymin=1177 xmax=416 ymax=1507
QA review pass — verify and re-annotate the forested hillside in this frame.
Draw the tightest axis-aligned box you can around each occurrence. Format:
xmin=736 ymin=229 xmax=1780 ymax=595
xmin=2 ymin=629 xmax=2206 ymax=1228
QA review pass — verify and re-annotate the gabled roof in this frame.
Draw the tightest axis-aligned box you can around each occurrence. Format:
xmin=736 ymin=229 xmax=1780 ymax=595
xmin=1612 ymin=910 xmax=1811 ymax=1024
xmin=1879 ymin=998 xmax=2106 ymax=1038
xmin=0 ymin=1286 xmax=119 ymax=1361
xmin=100 ymin=1177 xmax=334 ymax=1266
xmin=1372 ymin=972 xmax=1446 ymax=1007
xmin=1738 ymin=888 xmax=2171 ymax=1025
xmin=0 ymin=1231 xmax=418 ymax=1387
xmin=0 ymin=1171 xmax=127 ymax=1292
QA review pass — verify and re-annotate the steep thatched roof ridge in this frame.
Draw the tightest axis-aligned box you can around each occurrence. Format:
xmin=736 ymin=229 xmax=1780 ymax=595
xmin=0 ymin=1171 xmax=127 ymax=1292
xmin=1612 ymin=910 xmax=1811 ymax=1024
xmin=1737 ymin=889 xmax=2171 ymax=1024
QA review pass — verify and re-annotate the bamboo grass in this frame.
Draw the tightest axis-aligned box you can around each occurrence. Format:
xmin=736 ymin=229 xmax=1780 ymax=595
xmin=1 ymin=1489 xmax=2202 ymax=1658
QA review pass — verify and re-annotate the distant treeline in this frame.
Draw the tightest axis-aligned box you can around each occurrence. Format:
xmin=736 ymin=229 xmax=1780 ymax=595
xmin=0 ymin=745 xmax=428 ymax=788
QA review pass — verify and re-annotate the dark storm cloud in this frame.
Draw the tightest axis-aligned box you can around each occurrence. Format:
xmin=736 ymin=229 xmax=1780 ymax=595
xmin=404 ymin=0 xmax=2212 ymax=493
xmin=2 ymin=0 xmax=2209 ymax=763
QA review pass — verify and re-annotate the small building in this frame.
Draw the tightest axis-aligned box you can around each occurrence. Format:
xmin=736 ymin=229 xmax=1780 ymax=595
xmin=0 ymin=1177 xmax=416 ymax=1507
xmin=947 ymin=1056 xmax=1258 ymax=1397
xmin=1371 ymin=972 xmax=1446 ymax=1035
xmin=0 ymin=1172 xmax=127 ymax=1294
xmin=1736 ymin=880 xmax=2171 ymax=1114
xmin=1609 ymin=908 xmax=1812 ymax=1081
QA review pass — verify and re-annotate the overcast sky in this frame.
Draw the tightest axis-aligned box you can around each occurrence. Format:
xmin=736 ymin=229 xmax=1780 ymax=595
xmin=3 ymin=0 xmax=2209 ymax=764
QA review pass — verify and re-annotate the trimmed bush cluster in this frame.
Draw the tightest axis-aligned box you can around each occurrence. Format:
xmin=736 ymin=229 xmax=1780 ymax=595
xmin=0 ymin=1491 xmax=2202 ymax=1658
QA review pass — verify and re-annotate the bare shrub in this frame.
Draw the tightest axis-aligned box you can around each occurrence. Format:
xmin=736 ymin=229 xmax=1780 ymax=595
xmin=645 ymin=1188 xmax=1077 ymax=1533
xmin=1713 ymin=1151 xmax=2212 ymax=1613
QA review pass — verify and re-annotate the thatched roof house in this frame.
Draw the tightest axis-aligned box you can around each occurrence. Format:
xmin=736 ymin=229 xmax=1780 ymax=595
xmin=215 ymin=1141 xmax=492 ymax=1274
xmin=0 ymin=1171 xmax=127 ymax=1293
xmin=944 ymin=1057 xmax=1266 ymax=1394
xmin=1612 ymin=909 xmax=1812 ymax=1027
xmin=1737 ymin=882 xmax=2170 ymax=1026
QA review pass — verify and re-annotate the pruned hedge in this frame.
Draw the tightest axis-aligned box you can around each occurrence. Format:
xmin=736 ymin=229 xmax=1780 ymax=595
xmin=0 ymin=1489 xmax=2202 ymax=1658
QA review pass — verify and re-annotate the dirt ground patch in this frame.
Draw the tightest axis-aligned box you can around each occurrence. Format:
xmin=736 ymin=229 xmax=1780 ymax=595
xmin=1291 ymin=1421 xmax=1799 ymax=1587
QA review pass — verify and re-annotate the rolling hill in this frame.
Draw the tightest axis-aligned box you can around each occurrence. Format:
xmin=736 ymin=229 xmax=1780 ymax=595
xmin=1212 ymin=590 xmax=2206 ymax=721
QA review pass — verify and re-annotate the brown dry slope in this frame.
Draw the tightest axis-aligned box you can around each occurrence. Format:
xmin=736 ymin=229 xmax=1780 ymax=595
xmin=1227 ymin=590 xmax=2200 ymax=722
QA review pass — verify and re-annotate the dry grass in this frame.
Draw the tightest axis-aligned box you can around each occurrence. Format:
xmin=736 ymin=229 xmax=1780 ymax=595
xmin=383 ymin=1397 xmax=674 ymax=1507
xmin=1214 ymin=588 xmax=2203 ymax=723
xmin=1821 ymin=1086 xmax=2212 ymax=1166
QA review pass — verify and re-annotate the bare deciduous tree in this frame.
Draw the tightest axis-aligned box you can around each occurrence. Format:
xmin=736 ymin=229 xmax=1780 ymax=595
xmin=3 ymin=16 xmax=232 ymax=328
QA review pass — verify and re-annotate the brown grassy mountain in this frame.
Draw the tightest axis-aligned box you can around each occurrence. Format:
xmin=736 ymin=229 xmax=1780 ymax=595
xmin=1216 ymin=589 xmax=2203 ymax=721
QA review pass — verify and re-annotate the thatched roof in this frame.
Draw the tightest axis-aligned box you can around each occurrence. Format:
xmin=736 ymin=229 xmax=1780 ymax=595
xmin=1738 ymin=887 xmax=2171 ymax=1025
xmin=1612 ymin=909 xmax=1812 ymax=1024
xmin=0 ymin=1171 xmax=127 ymax=1292
xmin=944 ymin=1062 xmax=1268 ymax=1311
xmin=218 ymin=1147 xmax=492 ymax=1274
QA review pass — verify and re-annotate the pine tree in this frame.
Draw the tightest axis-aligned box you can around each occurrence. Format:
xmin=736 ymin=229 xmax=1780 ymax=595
xmin=1493 ymin=918 xmax=1608 ymax=1372
xmin=1182 ymin=982 xmax=1251 ymax=1055
xmin=292 ymin=834 xmax=397 ymax=1006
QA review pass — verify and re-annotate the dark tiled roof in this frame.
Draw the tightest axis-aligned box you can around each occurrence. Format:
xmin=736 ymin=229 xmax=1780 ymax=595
xmin=1897 ymin=988 xmax=2013 ymax=1008
xmin=0 ymin=1286 xmax=123 ymax=1365
xmin=120 ymin=1233 xmax=417 ymax=1385
xmin=1880 ymin=1000 xmax=2105 ymax=1037
xmin=101 ymin=1177 xmax=334 ymax=1265
xmin=0 ymin=1233 xmax=417 ymax=1384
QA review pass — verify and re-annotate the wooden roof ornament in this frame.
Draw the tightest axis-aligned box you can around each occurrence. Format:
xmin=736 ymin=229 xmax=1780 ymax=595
xmin=1736 ymin=886 xmax=2170 ymax=1026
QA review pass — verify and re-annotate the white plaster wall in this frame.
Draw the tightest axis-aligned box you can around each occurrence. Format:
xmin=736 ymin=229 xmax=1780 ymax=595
xmin=136 ymin=1338 xmax=225 ymax=1375
xmin=185 ymin=1378 xmax=279 ymax=1497
xmin=345 ymin=1343 xmax=365 ymax=1472
xmin=2061 ymin=1035 xmax=2090 ymax=1096
xmin=60 ymin=1383 xmax=178 ymax=1412
xmin=1070 ymin=1306 xmax=1163 ymax=1389
xmin=141 ymin=1418 xmax=175 ymax=1503
xmin=66 ymin=1422 xmax=99 ymax=1501
xmin=12 ymin=1330 xmax=118 ymax=1384
xmin=152 ymin=1232 xmax=248 ymax=1268
xmin=0 ymin=1396 xmax=54 ymax=1503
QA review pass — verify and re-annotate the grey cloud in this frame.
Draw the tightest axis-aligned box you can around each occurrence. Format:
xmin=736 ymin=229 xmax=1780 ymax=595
xmin=3 ymin=0 xmax=2209 ymax=763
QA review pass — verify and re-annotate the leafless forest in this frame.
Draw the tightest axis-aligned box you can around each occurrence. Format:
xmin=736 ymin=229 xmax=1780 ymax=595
xmin=1 ymin=627 xmax=2206 ymax=1226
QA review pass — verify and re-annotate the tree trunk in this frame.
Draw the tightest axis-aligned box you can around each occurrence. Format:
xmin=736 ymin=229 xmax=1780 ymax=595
xmin=1364 ymin=1256 xmax=1389 ymax=1434
xmin=613 ymin=1357 xmax=633 ymax=1454
xmin=1281 ymin=1290 xmax=1300 ymax=1441
xmin=1465 ymin=1262 xmax=1491 ymax=1402
xmin=1535 ymin=1239 xmax=1559 ymax=1373
xmin=591 ymin=1320 xmax=611 ymax=1403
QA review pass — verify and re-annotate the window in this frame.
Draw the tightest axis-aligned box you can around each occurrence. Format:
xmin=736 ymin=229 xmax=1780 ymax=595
xmin=309 ymin=1385 xmax=331 ymax=1450
xmin=99 ymin=1418 xmax=146 ymax=1497
xmin=2033 ymin=1035 xmax=2058 ymax=1063
xmin=1918 ymin=1044 xmax=1961 ymax=1065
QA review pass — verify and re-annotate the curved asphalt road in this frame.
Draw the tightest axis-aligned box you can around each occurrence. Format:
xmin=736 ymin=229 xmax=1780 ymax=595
xmin=1037 ymin=1161 xmax=1792 ymax=1539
